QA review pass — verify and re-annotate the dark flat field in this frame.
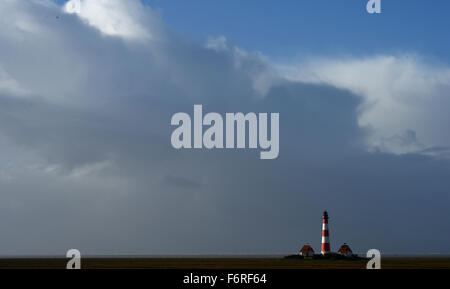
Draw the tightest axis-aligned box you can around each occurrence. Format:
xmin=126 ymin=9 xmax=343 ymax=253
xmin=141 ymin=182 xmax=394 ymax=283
xmin=0 ymin=257 xmax=449 ymax=269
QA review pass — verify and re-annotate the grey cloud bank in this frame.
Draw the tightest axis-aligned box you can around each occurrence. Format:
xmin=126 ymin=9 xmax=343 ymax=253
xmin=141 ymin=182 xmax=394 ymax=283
xmin=0 ymin=0 xmax=449 ymax=255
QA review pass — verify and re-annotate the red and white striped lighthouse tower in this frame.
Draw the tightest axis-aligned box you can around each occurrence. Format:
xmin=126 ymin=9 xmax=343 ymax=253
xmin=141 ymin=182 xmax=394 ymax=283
xmin=321 ymin=210 xmax=330 ymax=254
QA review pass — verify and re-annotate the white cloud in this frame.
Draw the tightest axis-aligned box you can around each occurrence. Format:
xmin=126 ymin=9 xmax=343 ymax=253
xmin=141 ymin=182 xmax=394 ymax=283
xmin=206 ymin=35 xmax=228 ymax=51
xmin=281 ymin=55 xmax=450 ymax=155
xmin=206 ymin=36 xmax=280 ymax=97
xmin=64 ymin=0 xmax=157 ymax=41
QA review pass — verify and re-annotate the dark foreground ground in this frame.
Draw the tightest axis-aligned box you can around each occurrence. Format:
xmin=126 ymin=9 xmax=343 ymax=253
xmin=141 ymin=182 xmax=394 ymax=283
xmin=0 ymin=257 xmax=449 ymax=269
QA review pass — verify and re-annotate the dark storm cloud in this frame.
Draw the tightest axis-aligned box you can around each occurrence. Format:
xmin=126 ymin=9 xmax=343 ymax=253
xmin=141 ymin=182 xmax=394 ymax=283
xmin=0 ymin=0 xmax=448 ymax=256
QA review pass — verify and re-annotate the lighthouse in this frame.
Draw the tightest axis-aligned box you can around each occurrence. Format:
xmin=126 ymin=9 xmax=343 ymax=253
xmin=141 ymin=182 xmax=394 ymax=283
xmin=321 ymin=211 xmax=330 ymax=254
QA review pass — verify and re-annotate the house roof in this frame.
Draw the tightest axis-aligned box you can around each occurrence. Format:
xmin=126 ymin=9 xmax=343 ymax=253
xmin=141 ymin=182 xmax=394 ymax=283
xmin=300 ymin=244 xmax=315 ymax=254
xmin=338 ymin=243 xmax=353 ymax=254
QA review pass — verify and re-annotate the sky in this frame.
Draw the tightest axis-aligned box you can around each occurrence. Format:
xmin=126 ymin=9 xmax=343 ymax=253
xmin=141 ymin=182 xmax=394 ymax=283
xmin=144 ymin=0 xmax=450 ymax=62
xmin=0 ymin=0 xmax=449 ymax=256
